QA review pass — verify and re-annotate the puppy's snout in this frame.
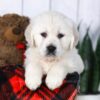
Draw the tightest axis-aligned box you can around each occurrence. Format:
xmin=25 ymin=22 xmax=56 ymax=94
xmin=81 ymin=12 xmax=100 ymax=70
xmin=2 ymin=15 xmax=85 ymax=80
xmin=47 ymin=45 xmax=56 ymax=55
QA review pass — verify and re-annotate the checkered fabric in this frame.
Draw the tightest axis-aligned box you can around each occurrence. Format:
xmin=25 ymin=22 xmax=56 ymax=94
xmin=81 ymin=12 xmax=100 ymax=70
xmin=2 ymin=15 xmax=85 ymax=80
xmin=0 ymin=65 xmax=79 ymax=100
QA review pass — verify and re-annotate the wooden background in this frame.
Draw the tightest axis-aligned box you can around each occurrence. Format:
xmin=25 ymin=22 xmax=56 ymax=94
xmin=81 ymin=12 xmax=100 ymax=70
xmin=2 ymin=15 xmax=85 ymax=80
xmin=0 ymin=0 xmax=100 ymax=49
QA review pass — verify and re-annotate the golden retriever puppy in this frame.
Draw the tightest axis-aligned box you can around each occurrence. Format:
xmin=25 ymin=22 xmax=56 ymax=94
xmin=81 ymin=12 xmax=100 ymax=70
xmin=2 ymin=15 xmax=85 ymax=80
xmin=24 ymin=11 xmax=84 ymax=90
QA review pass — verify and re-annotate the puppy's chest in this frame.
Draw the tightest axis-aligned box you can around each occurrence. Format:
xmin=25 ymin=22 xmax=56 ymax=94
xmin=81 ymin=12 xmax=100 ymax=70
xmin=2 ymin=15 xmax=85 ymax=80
xmin=40 ymin=60 xmax=56 ymax=74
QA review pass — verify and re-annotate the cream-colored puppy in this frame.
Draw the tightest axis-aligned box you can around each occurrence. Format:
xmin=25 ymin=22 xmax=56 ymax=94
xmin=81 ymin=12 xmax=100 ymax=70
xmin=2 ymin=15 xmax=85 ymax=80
xmin=24 ymin=11 xmax=84 ymax=90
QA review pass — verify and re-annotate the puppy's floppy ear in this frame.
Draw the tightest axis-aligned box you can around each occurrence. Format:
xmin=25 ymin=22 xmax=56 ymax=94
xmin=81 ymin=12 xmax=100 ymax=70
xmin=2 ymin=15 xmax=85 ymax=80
xmin=70 ymin=24 xmax=79 ymax=49
xmin=25 ymin=23 xmax=35 ymax=47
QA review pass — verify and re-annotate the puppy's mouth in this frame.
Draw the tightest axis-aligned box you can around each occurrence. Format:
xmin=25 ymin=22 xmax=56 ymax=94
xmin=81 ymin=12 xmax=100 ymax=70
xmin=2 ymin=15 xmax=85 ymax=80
xmin=44 ymin=52 xmax=59 ymax=62
xmin=46 ymin=52 xmax=56 ymax=57
xmin=43 ymin=55 xmax=59 ymax=62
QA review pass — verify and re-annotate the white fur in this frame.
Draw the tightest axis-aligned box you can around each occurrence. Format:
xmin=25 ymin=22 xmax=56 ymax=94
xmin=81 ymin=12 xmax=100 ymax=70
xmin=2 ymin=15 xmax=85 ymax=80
xmin=24 ymin=11 xmax=84 ymax=90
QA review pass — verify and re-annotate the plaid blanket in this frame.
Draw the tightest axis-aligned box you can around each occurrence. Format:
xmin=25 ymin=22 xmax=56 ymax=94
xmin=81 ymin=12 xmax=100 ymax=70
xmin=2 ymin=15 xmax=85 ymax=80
xmin=0 ymin=65 xmax=79 ymax=100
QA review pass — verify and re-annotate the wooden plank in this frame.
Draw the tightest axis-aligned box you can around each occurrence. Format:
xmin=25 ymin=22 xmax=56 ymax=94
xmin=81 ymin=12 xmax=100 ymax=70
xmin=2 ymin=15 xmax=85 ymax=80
xmin=78 ymin=0 xmax=100 ymax=25
xmin=78 ymin=0 xmax=100 ymax=49
xmin=51 ymin=0 xmax=78 ymax=23
xmin=23 ymin=0 xmax=49 ymax=17
xmin=0 ymin=0 xmax=22 ymax=15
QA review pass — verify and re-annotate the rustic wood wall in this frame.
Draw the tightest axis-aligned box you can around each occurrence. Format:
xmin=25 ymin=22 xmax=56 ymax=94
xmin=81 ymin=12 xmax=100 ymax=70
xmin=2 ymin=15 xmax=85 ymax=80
xmin=0 ymin=0 xmax=100 ymax=48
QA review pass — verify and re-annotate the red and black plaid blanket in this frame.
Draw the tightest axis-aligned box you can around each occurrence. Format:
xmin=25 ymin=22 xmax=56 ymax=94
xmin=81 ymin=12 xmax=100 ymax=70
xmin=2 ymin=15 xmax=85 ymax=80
xmin=0 ymin=65 xmax=79 ymax=100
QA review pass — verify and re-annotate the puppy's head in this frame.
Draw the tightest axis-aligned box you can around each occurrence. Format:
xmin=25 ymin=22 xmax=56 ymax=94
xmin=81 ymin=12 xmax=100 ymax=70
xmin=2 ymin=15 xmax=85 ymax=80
xmin=25 ymin=12 xmax=79 ymax=59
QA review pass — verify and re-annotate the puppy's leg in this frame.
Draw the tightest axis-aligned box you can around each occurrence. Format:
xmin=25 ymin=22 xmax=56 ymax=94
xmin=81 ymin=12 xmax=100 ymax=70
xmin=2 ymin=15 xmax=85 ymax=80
xmin=65 ymin=49 xmax=84 ymax=74
xmin=24 ymin=48 xmax=43 ymax=90
xmin=46 ymin=49 xmax=84 ymax=90
xmin=46 ymin=63 xmax=68 ymax=90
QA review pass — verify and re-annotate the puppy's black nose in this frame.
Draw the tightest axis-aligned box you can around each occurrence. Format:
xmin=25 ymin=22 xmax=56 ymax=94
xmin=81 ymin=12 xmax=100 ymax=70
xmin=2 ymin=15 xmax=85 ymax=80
xmin=47 ymin=45 xmax=56 ymax=54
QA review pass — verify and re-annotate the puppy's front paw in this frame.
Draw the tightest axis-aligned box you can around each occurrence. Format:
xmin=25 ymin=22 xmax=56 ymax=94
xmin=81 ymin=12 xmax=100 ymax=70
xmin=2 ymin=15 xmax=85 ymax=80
xmin=46 ymin=74 xmax=63 ymax=90
xmin=25 ymin=76 xmax=42 ymax=90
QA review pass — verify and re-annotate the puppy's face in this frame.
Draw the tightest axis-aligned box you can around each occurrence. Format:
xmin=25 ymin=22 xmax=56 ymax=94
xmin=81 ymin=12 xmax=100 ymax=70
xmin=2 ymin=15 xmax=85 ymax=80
xmin=25 ymin=12 xmax=79 ymax=60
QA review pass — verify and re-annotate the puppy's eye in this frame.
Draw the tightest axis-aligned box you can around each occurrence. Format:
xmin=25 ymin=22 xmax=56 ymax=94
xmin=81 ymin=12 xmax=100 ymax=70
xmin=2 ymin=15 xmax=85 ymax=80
xmin=57 ymin=33 xmax=64 ymax=39
xmin=41 ymin=32 xmax=47 ymax=38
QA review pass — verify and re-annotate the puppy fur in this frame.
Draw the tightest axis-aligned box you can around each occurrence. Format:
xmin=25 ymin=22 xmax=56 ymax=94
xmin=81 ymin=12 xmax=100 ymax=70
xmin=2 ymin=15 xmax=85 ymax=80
xmin=24 ymin=11 xmax=84 ymax=90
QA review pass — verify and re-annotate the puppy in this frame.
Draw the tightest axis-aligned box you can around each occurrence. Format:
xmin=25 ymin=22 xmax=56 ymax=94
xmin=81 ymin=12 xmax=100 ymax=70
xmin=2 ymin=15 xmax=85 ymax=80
xmin=24 ymin=11 xmax=84 ymax=90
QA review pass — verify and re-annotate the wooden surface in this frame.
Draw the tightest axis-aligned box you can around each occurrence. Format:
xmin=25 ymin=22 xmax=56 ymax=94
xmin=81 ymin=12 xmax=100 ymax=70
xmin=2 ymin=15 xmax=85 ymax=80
xmin=0 ymin=0 xmax=100 ymax=48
